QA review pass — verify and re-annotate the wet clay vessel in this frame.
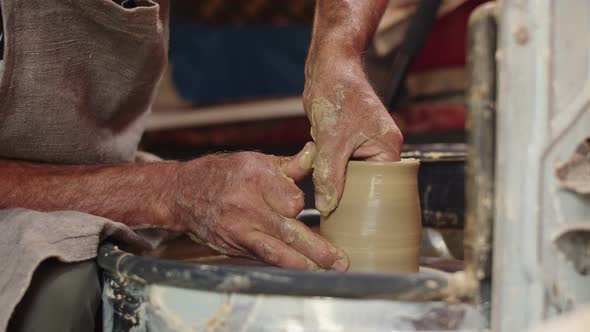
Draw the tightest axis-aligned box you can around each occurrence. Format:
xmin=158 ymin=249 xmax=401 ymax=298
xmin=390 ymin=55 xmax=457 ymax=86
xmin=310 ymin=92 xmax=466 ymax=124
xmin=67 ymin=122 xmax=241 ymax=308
xmin=320 ymin=159 xmax=422 ymax=273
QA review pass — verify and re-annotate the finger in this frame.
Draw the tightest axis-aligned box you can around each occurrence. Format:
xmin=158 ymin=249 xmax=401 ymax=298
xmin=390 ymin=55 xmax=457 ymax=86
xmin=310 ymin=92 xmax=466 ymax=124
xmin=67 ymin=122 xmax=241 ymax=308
xmin=242 ymin=231 xmax=320 ymax=270
xmin=280 ymin=141 xmax=316 ymax=182
xmin=271 ymin=216 xmax=349 ymax=271
xmin=262 ymin=177 xmax=305 ymax=218
xmin=365 ymin=150 xmax=400 ymax=162
xmin=313 ymin=142 xmax=354 ymax=216
xmin=260 ymin=144 xmax=314 ymax=218
xmin=352 ymin=144 xmax=400 ymax=161
xmin=353 ymin=131 xmax=402 ymax=162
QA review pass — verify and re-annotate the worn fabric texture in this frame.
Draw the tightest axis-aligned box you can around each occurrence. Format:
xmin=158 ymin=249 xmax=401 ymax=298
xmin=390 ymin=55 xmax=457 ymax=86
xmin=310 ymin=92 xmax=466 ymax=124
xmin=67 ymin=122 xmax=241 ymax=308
xmin=0 ymin=0 xmax=168 ymax=164
xmin=0 ymin=0 xmax=169 ymax=330
xmin=0 ymin=211 xmax=148 ymax=331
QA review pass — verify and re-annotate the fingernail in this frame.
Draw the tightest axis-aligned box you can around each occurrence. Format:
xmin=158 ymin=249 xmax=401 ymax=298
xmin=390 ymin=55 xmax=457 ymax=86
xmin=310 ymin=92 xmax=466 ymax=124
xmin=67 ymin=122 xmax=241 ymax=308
xmin=316 ymin=194 xmax=338 ymax=216
xmin=298 ymin=142 xmax=316 ymax=171
xmin=315 ymin=194 xmax=328 ymax=214
xmin=331 ymin=258 xmax=349 ymax=272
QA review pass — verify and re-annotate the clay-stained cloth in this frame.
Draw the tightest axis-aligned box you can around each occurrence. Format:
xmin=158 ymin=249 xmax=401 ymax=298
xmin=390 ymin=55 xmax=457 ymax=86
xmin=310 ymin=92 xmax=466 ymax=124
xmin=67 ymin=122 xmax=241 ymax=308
xmin=0 ymin=0 xmax=169 ymax=330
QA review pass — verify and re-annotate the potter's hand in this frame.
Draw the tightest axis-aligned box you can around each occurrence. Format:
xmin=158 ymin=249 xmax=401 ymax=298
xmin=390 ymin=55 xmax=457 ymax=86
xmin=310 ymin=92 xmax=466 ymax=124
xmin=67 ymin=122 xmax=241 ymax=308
xmin=176 ymin=143 xmax=349 ymax=271
xmin=305 ymin=0 xmax=402 ymax=216
xmin=303 ymin=59 xmax=403 ymax=216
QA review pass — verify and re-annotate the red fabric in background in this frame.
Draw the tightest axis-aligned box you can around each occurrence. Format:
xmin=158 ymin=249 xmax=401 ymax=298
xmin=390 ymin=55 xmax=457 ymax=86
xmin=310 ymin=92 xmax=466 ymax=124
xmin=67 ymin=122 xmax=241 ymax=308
xmin=401 ymin=103 xmax=467 ymax=134
xmin=142 ymin=102 xmax=467 ymax=153
xmin=411 ymin=0 xmax=492 ymax=73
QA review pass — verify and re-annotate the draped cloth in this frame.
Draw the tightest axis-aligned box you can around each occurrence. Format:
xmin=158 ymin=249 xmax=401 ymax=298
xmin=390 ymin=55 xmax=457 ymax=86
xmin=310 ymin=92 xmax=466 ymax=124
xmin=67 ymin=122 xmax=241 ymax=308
xmin=0 ymin=0 xmax=169 ymax=329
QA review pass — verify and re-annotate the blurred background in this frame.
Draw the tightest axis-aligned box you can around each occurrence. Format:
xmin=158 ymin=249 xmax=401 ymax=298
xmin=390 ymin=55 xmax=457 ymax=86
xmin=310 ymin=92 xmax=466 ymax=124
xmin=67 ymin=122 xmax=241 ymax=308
xmin=142 ymin=0 xmax=490 ymax=207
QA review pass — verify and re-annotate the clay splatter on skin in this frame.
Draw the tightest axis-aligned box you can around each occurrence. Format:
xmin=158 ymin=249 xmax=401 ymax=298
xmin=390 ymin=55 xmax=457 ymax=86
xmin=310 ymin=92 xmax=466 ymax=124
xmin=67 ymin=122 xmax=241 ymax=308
xmin=308 ymin=84 xmax=347 ymax=215
xmin=279 ymin=142 xmax=315 ymax=183
xmin=304 ymin=60 xmax=346 ymax=216
xmin=298 ymin=142 xmax=316 ymax=171
xmin=188 ymin=233 xmax=237 ymax=257
xmin=279 ymin=217 xmax=348 ymax=270
xmin=278 ymin=218 xmax=299 ymax=244
xmin=313 ymin=150 xmax=338 ymax=215
xmin=375 ymin=109 xmax=398 ymax=136
xmin=308 ymin=84 xmax=344 ymax=139
xmin=307 ymin=260 xmax=322 ymax=271
xmin=279 ymin=223 xmax=325 ymax=271
xmin=278 ymin=166 xmax=296 ymax=184
xmin=309 ymin=98 xmax=337 ymax=140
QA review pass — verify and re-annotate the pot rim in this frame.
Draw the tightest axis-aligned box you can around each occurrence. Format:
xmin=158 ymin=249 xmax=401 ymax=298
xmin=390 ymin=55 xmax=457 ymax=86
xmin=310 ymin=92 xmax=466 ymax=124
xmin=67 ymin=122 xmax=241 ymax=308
xmin=348 ymin=158 xmax=420 ymax=167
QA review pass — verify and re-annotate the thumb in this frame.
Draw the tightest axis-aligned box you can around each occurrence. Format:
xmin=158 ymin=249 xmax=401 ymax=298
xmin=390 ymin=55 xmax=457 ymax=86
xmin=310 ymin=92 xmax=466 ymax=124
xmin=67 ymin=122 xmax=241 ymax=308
xmin=281 ymin=142 xmax=316 ymax=182
xmin=313 ymin=143 xmax=353 ymax=216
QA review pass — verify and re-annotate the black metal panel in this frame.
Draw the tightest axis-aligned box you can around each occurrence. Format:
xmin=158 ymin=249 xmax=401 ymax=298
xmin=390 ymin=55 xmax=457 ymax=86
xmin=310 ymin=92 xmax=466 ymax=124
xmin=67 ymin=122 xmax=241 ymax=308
xmin=403 ymin=144 xmax=466 ymax=229
xmin=418 ymin=160 xmax=465 ymax=229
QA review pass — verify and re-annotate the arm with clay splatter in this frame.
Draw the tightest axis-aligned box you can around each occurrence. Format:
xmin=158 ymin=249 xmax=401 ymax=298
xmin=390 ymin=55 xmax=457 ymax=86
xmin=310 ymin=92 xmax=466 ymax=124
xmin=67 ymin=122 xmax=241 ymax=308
xmin=0 ymin=143 xmax=349 ymax=271
xmin=304 ymin=0 xmax=404 ymax=215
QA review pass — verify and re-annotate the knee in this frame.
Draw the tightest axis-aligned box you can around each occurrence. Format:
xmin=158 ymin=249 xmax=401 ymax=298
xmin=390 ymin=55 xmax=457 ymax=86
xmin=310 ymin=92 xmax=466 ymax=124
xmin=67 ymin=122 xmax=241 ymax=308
xmin=9 ymin=260 xmax=101 ymax=332
xmin=43 ymin=260 xmax=101 ymax=312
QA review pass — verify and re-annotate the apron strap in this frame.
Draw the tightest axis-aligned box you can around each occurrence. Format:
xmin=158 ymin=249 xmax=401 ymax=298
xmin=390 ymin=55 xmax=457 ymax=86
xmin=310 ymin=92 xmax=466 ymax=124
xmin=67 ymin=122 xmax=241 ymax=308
xmin=0 ymin=4 xmax=4 ymax=61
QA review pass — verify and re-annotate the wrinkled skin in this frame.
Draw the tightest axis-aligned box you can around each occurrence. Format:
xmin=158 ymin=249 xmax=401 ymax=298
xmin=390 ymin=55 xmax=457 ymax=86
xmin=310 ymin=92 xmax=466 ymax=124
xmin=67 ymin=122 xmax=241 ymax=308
xmin=304 ymin=57 xmax=403 ymax=215
xmin=176 ymin=143 xmax=349 ymax=271
xmin=303 ymin=0 xmax=404 ymax=216
xmin=175 ymin=0 xmax=402 ymax=269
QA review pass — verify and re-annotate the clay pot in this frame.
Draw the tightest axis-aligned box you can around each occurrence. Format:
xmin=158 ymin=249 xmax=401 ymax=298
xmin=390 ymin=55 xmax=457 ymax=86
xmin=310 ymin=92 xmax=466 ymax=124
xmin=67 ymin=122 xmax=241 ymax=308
xmin=320 ymin=159 xmax=422 ymax=273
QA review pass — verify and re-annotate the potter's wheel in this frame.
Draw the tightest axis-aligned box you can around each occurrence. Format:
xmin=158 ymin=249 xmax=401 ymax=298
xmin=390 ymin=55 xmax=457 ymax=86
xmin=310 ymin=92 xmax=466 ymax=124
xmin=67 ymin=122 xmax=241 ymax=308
xmin=99 ymin=144 xmax=470 ymax=330
xmin=133 ymin=213 xmax=463 ymax=274
xmin=100 ymin=209 xmax=475 ymax=331
xmin=99 ymin=240 xmax=481 ymax=331
xmin=139 ymin=235 xmax=462 ymax=272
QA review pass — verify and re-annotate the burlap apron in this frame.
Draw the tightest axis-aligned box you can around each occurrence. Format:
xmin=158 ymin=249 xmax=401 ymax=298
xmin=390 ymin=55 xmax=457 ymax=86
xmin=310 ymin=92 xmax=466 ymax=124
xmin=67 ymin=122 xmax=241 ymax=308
xmin=0 ymin=0 xmax=169 ymax=329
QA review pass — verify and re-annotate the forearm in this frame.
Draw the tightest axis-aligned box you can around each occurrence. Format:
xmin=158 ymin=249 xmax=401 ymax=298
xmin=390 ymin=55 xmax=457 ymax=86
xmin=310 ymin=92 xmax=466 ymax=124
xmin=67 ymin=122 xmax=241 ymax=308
xmin=303 ymin=1 xmax=402 ymax=216
xmin=0 ymin=160 xmax=180 ymax=230
xmin=305 ymin=0 xmax=389 ymax=97
xmin=308 ymin=0 xmax=388 ymax=65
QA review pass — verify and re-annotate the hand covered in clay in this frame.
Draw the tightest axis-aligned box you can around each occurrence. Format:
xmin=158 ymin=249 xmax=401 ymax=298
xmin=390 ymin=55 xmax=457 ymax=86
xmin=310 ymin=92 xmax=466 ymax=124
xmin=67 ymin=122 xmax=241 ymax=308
xmin=303 ymin=59 xmax=403 ymax=215
xmin=176 ymin=143 xmax=349 ymax=271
